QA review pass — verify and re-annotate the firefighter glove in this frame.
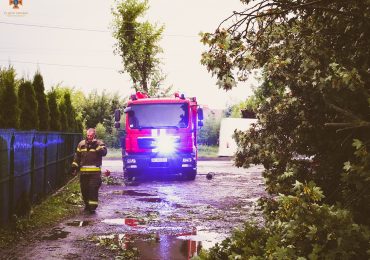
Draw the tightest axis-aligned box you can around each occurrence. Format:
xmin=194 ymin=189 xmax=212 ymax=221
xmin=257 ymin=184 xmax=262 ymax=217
xmin=71 ymin=163 xmax=79 ymax=176
xmin=71 ymin=168 xmax=78 ymax=176
xmin=96 ymin=145 xmax=107 ymax=156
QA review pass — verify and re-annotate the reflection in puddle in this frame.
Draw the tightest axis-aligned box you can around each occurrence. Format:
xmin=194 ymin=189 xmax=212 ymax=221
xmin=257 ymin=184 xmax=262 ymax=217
xmin=41 ymin=228 xmax=70 ymax=241
xmin=177 ymin=229 xmax=226 ymax=250
xmin=112 ymin=190 xmax=155 ymax=196
xmin=95 ymin=228 xmax=224 ymax=259
xmin=66 ymin=220 xmax=90 ymax=227
xmin=102 ymin=218 xmax=145 ymax=227
xmin=137 ymin=197 xmax=164 ymax=203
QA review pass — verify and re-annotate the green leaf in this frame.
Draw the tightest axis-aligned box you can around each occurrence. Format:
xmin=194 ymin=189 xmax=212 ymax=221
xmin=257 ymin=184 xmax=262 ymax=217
xmin=343 ymin=161 xmax=351 ymax=171
xmin=352 ymin=139 xmax=363 ymax=150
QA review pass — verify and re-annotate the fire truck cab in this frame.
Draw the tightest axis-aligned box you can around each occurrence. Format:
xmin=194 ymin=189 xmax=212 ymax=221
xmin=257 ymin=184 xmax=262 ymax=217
xmin=115 ymin=92 xmax=203 ymax=181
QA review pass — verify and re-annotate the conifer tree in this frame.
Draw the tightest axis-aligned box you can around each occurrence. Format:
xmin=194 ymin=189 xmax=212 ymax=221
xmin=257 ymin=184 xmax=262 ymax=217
xmin=33 ymin=72 xmax=50 ymax=131
xmin=0 ymin=67 xmax=19 ymax=129
xmin=63 ymin=92 xmax=75 ymax=132
xmin=18 ymin=80 xmax=39 ymax=130
xmin=58 ymin=97 xmax=68 ymax=132
xmin=47 ymin=89 xmax=61 ymax=131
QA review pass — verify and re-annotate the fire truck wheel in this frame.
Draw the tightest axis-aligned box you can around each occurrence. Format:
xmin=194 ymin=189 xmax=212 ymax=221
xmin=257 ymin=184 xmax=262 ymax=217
xmin=184 ymin=172 xmax=196 ymax=181
xmin=124 ymin=172 xmax=134 ymax=182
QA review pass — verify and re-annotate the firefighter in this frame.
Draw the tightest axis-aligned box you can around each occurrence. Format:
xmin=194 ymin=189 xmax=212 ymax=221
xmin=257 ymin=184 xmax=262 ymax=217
xmin=71 ymin=128 xmax=107 ymax=213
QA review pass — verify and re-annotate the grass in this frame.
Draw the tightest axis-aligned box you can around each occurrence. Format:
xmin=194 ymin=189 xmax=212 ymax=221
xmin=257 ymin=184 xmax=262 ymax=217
xmin=105 ymin=145 xmax=219 ymax=159
xmin=198 ymin=145 xmax=219 ymax=158
xmin=0 ymin=177 xmax=82 ymax=248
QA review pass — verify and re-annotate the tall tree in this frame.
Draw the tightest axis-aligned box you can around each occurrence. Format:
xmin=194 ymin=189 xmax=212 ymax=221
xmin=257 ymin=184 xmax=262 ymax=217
xmin=112 ymin=0 xmax=165 ymax=93
xmin=51 ymin=86 xmax=83 ymax=133
xmin=32 ymin=72 xmax=50 ymax=131
xmin=82 ymin=90 xmax=123 ymax=131
xmin=18 ymin=80 xmax=39 ymax=130
xmin=58 ymin=97 xmax=68 ymax=132
xmin=199 ymin=0 xmax=370 ymax=258
xmin=63 ymin=92 xmax=75 ymax=132
xmin=198 ymin=111 xmax=221 ymax=146
xmin=0 ymin=67 xmax=19 ymax=128
xmin=47 ymin=89 xmax=61 ymax=131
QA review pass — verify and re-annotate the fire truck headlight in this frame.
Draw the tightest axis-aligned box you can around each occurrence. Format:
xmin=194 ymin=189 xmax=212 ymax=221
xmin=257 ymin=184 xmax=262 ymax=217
xmin=156 ymin=136 xmax=176 ymax=154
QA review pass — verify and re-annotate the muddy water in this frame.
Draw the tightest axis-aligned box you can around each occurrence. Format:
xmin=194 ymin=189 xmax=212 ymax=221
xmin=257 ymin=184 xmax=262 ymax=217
xmin=1 ymin=159 xmax=265 ymax=260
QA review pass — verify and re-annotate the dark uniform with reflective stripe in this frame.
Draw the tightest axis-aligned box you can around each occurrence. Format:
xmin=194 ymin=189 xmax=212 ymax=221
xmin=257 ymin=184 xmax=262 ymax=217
xmin=72 ymin=138 xmax=107 ymax=212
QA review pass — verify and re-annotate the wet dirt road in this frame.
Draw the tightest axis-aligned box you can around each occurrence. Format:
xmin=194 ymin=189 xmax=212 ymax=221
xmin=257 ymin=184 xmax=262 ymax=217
xmin=1 ymin=159 xmax=265 ymax=260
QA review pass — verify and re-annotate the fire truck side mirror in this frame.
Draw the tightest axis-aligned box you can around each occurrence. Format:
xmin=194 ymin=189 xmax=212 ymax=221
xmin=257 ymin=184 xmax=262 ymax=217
xmin=114 ymin=109 xmax=121 ymax=121
xmin=198 ymin=121 xmax=204 ymax=128
xmin=124 ymin=107 xmax=132 ymax=113
xmin=197 ymin=108 xmax=204 ymax=120
xmin=114 ymin=122 xmax=121 ymax=129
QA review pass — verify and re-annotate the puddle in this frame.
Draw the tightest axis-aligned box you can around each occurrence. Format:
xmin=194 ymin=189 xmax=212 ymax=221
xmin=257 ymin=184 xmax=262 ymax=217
xmin=66 ymin=220 xmax=90 ymax=227
xmin=41 ymin=228 xmax=70 ymax=240
xmin=176 ymin=229 xmax=226 ymax=249
xmin=137 ymin=197 xmax=164 ymax=203
xmin=102 ymin=218 xmax=145 ymax=227
xmin=171 ymin=203 xmax=188 ymax=209
xmin=112 ymin=190 xmax=155 ymax=196
xmin=94 ymin=228 xmax=225 ymax=259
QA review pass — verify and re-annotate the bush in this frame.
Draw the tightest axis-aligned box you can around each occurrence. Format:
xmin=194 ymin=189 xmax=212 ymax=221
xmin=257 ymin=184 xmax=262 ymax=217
xmin=198 ymin=182 xmax=370 ymax=259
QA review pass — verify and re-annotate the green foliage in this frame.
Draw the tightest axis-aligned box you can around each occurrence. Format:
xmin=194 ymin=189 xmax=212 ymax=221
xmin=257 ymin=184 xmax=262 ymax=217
xmin=95 ymin=122 xmax=106 ymax=140
xmin=0 ymin=178 xmax=81 ymax=248
xmin=78 ymin=90 xmax=124 ymax=145
xmin=198 ymin=145 xmax=219 ymax=158
xmin=82 ymin=90 xmax=119 ymax=130
xmin=199 ymin=183 xmax=370 ymax=259
xmin=225 ymin=96 xmax=258 ymax=118
xmin=202 ymin=0 xmax=370 ymax=218
xmin=341 ymin=139 xmax=370 ymax=226
xmin=47 ymin=88 xmax=61 ymax=131
xmin=200 ymin=0 xmax=370 ymax=258
xmin=32 ymin=72 xmax=50 ymax=131
xmin=63 ymin=92 xmax=75 ymax=132
xmin=198 ymin=112 xmax=221 ymax=146
xmin=48 ymin=86 xmax=82 ymax=133
xmin=58 ymin=95 xmax=68 ymax=131
xmin=112 ymin=0 xmax=165 ymax=93
xmin=92 ymin=234 xmax=139 ymax=259
xmin=0 ymin=66 xmax=19 ymax=128
xmin=18 ymin=80 xmax=39 ymax=130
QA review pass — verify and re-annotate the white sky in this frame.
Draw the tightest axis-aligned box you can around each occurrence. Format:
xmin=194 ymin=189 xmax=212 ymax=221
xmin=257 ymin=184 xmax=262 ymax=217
xmin=0 ymin=0 xmax=256 ymax=109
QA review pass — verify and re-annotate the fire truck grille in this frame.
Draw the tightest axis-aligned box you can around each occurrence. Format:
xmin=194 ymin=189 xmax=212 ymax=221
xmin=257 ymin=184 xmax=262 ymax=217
xmin=138 ymin=138 xmax=156 ymax=149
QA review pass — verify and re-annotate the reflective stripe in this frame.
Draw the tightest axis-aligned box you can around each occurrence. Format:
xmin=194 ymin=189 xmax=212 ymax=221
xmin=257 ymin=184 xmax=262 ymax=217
xmin=88 ymin=200 xmax=98 ymax=205
xmin=80 ymin=166 xmax=101 ymax=172
xmin=96 ymin=145 xmax=105 ymax=151
xmin=78 ymin=148 xmax=99 ymax=152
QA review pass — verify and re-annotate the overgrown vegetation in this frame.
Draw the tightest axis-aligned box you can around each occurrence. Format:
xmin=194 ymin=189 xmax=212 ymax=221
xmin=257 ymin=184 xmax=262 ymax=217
xmin=92 ymin=234 xmax=140 ymax=260
xmin=199 ymin=0 xmax=370 ymax=258
xmin=198 ymin=112 xmax=221 ymax=146
xmin=0 ymin=178 xmax=82 ymax=249
xmin=0 ymin=67 xmax=83 ymax=132
xmin=0 ymin=66 xmax=129 ymax=145
xmin=198 ymin=145 xmax=219 ymax=158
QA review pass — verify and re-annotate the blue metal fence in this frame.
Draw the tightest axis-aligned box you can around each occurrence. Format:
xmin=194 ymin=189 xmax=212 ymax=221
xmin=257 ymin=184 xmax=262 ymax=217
xmin=0 ymin=130 xmax=81 ymax=226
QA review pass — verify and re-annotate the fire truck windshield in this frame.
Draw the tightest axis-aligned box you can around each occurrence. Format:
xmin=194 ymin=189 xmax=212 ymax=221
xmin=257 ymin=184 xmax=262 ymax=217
xmin=128 ymin=103 xmax=189 ymax=129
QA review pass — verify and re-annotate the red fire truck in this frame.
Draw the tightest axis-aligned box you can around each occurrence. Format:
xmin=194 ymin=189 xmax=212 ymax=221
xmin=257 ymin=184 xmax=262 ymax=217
xmin=114 ymin=92 xmax=203 ymax=180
